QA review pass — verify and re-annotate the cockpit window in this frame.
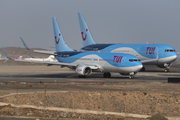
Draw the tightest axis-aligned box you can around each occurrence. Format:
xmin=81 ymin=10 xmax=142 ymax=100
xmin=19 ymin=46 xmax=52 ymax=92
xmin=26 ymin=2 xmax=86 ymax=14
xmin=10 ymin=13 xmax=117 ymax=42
xmin=129 ymin=59 xmax=140 ymax=62
xmin=164 ymin=49 xmax=175 ymax=52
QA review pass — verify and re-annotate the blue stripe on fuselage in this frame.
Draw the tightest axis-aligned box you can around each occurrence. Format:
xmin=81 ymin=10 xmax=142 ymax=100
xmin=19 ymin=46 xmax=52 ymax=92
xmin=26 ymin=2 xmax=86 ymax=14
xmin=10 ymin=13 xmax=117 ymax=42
xmin=81 ymin=44 xmax=177 ymax=59
xmin=55 ymin=51 xmax=142 ymax=67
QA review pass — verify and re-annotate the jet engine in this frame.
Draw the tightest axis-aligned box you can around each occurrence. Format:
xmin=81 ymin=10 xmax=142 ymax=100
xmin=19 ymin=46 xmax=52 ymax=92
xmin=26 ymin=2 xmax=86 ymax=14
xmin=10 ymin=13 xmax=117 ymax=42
xmin=75 ymin=65 xmax=92 ymax=76
xmin=157 ymin=63 xmax=172 ymax=68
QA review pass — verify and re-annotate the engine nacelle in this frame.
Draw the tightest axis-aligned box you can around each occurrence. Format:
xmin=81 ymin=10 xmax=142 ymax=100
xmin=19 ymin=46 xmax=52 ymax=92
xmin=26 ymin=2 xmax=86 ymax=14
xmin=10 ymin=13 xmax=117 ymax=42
xmin=157 ymin=63 xmax=172 ymax=68
xmin=75 ymin=65 xmax=92 ymax=76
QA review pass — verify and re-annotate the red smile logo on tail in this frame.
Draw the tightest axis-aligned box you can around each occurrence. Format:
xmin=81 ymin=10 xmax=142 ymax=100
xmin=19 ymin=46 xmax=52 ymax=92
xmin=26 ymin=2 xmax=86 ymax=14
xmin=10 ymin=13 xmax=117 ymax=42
xmin=55 ymin=33 xmax=61 ymax=44
xmin=81 ymin=29 xmax=88 ymax=41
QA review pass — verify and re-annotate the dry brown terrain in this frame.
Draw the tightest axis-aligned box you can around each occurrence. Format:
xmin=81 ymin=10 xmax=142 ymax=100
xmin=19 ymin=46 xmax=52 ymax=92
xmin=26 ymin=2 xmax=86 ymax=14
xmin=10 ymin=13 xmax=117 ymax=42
xmin=0 ymin=47 xmax=49 ymax=58
xmin=0 ymin=81 xmax=179 ymax=120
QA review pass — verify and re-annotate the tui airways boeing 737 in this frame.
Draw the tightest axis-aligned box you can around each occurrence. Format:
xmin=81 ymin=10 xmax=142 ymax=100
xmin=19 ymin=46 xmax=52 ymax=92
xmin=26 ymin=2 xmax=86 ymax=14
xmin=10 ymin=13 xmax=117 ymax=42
xmin=3 ymin=17 xmax=144 ymax=78
xmin=78 ymin=12 xmax=178 ymax=72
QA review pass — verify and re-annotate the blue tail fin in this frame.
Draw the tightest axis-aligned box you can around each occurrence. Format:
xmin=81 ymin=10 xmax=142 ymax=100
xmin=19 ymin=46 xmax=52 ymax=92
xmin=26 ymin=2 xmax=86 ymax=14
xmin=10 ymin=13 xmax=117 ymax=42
xmin=78 ymin=12 xmax=96 ymax=47
xmin=52 ymin=17 xmax=73 ymax=52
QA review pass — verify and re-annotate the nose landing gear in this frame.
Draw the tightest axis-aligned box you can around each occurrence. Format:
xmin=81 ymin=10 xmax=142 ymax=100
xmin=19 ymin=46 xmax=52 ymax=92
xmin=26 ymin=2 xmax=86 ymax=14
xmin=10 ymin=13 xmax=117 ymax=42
xmin=129 ymin=72 xmax=135 ymax=79
xmin=164 ymin=63 xmax=172 ymax=72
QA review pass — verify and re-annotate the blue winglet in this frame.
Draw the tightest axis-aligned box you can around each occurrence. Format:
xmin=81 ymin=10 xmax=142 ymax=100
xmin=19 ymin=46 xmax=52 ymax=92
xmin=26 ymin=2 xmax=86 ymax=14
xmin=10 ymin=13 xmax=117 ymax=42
xmin=2 ymin=47 xmax=10 ymax=64
xmin=20 ymin=37 xmax=30 ymax=50
xmin=156 ymin=47 xmax=159 ymax=60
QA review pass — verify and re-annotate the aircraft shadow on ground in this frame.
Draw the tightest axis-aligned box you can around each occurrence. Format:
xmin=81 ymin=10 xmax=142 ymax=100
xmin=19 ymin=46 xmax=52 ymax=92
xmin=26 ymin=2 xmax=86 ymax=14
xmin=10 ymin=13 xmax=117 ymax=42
xmin=0 ymin=73 xmax=167 ymax=81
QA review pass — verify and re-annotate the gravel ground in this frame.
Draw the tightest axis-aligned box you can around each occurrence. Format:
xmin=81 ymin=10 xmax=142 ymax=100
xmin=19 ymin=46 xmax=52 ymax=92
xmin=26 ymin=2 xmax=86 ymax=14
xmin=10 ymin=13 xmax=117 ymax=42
xmin=1 ymin=90 xmax=180 ymax=118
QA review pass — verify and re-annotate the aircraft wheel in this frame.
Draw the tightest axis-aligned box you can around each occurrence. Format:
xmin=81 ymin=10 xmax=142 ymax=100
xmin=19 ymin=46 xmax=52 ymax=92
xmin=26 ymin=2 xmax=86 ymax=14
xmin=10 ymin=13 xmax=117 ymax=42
xmin=129 ymin=75 xmax=134 ymax=79
xmin=107 ymin=72 xmax=111 ymax=78
xmin=103 ymin=72 xmax=111 ymax=78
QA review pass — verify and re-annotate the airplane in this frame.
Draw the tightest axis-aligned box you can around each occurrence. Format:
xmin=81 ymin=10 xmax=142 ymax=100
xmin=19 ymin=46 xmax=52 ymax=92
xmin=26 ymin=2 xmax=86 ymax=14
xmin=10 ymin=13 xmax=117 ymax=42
xmin=0 ymin=54 xmax=6 ymax=61
xmin=3 ymin=17 xmax=144 ymax=79
xmin=15 ymin=55 xmax=57 ymax=62
xmin=78 ymin=12 xmax=178 ymax=72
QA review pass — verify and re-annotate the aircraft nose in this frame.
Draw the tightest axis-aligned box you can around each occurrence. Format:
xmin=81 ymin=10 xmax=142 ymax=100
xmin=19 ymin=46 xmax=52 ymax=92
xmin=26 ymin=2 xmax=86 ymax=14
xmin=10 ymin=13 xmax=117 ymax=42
xmin=172 ymin=55 xmax=177 ymax=61
xmin=135 ymin=65 xmax=143 ymax=71
xmin=171 ymin=54 xmax=177 ymax=62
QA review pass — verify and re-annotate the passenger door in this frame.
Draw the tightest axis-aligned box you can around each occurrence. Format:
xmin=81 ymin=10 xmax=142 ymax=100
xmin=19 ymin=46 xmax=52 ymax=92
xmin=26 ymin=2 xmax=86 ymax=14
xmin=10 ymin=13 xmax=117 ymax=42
xmin=121 ymin=57 xmax=125 ymax=66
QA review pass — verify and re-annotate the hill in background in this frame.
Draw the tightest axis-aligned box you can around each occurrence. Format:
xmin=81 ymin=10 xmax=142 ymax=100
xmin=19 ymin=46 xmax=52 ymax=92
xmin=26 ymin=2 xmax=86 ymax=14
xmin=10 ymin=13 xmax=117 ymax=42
xmin=0 ymin=47 xmax=49 ymax=59
xmin=0 ymin=47 xmax=50 ymax=66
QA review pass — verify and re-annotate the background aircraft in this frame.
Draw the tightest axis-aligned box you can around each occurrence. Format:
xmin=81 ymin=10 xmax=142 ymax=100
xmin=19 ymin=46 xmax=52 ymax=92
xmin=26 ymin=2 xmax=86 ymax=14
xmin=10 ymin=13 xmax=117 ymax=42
xmin=0 ymin=54 xmax=6 ymax=61
xmin=78 ymin=12 xmax=177 ymax=72
xmin=3 ymin=17 xmax=144 ymax=78
xmin=15 ymin=55 xmax=57 ymax=62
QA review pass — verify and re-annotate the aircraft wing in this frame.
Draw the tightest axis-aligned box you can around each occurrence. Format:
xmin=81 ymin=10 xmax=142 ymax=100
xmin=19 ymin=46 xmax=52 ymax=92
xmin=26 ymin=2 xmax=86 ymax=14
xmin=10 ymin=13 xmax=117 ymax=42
xmin=20 ymin=37 xmax=56 ymax=55
xmin=14 ymin=59 xmax=77 ymax=66
xmin=2 ymin=47 xmax=99 ymax=69
xmin=141 ymin=59 xmax=158 ymax=64
xmin=33 ymin=50 xmax=56 ymax=55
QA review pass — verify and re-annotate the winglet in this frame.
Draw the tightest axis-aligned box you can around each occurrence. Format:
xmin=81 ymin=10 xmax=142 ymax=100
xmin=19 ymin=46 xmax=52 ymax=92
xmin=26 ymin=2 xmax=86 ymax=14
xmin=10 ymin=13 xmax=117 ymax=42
xmin=2 ymin=47 xmax=10 ymax=64
xmin=156 ymin=47 xmax=159 ymax=60
xmin=20 ymin=37 xmax=30 ymax=50
xmin=78 ymin=12 xmax=96 ymax=47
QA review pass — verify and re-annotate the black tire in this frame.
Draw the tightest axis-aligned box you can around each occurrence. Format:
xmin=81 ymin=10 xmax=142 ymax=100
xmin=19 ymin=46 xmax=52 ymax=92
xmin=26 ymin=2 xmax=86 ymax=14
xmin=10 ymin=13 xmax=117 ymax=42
xmin=79 ymin=75 xmax=86 ymax=78
xmin=103 ymin=73 xmax=107 ymax=78
xmin=107 ymin=72 xmax=111 ymax=78
xmin=103 ymin=72 xmax=111 ymax=78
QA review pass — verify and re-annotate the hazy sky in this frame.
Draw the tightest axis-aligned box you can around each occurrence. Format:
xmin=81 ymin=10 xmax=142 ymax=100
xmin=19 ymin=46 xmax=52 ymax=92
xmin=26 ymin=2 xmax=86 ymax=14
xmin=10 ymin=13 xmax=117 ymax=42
xmin=1 ymin=0 xmax=180 ymax=51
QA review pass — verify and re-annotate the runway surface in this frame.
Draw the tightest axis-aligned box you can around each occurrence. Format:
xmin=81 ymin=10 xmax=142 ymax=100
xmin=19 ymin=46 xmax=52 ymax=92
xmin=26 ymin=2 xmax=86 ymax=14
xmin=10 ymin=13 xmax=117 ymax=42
xmin=0 ymin=66 xmax=180 ymax=83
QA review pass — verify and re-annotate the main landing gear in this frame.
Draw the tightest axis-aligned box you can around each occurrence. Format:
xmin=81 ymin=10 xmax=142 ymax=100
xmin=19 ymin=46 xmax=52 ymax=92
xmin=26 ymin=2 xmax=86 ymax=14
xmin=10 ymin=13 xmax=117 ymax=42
xmin=164 ymin=69 xmax=170 ymax=72
xmin=129 ymin=75 xmax=134 ymax=79
xmin=103 ymin=72 xmax=111 ymax=78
